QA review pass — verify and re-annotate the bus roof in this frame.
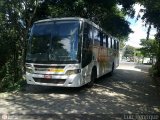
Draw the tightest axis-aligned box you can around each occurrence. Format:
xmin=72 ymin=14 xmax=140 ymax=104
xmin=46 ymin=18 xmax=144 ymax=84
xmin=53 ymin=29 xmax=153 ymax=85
xmin=34 ymin=17 xmax=84 ymax=23
xmin=34 ymin=17 xmax=100 ymax=30
xmin=34 ymin=17 xmax=118 ymax=41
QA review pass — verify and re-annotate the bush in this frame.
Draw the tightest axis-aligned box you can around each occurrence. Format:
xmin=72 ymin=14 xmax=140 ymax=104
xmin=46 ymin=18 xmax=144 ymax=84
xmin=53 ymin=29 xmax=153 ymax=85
xmin=0 ymin=58 xmax=25 ymax=92
xmin=149 ymin=65 xmax=157 ymax=77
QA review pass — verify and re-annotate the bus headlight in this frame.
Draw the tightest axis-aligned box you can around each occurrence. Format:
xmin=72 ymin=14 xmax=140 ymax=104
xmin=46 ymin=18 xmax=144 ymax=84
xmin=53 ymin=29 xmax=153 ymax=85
xmin=65 ymin=69 xmax=81 ymax=75
xmin=26 ymin=67 xmax=34 ymax=73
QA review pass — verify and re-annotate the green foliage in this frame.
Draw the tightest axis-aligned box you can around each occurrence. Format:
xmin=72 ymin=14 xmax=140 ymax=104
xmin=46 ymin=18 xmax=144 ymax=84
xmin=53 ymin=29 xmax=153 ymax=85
xmin=139 ymin=39 xmax=157 ymax=58
xmin=139 ymin=0 xmax=160 ymax=29
xmin=123 ymin=45 xmax=135 ymax=58
xmin=0 ymin=58 xmax=22 ymax=92
xmin=0 ymin=0 xmax=38 ymax=92
xmin=101 ymin=12 xmax=133 ymax=39
xmin=149 ymin=65 xmax=159 ymax=77
xmin=135 ymin=50 xmax=142 ymax=57
xmin=137 ymin=0 xmax=160 ymax=78
xmin=117 ymin=0 xmax=136 ymax=18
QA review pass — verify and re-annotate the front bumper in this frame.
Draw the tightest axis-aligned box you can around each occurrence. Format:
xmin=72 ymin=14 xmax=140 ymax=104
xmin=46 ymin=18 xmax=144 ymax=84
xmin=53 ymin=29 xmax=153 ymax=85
xmin=26 ymin=72 xmax=83 ymax=87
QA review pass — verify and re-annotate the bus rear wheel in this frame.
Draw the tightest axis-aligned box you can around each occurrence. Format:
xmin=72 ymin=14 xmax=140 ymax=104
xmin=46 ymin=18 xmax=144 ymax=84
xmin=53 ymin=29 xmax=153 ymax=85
xmin=109 ymin=63 xmax=114 ymax=76
xmin=86 ymin=68 xmax=97 ymax=88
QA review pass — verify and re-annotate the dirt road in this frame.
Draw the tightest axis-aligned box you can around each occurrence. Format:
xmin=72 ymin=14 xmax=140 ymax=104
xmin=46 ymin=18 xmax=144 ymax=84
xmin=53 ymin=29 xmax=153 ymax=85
xmin=0 ymin=62 xmax=160 ymax=119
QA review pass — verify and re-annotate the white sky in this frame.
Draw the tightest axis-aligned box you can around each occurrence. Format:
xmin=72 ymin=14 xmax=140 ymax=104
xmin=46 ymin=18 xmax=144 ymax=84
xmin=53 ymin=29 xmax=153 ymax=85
xmin=125 ymin=4 xmax=157 ymax=48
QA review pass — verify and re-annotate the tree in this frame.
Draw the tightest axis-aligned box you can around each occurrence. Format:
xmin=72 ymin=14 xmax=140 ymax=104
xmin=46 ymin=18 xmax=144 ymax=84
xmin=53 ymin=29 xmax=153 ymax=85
xmin=0 ymin=0 xmax=41 ymax=91
xmin=138 ymin=39 xmax=157 ymax=64
xmin=134 ymin=50 xmax=143 ymax=63
xmin=123 ymin=45 xmax=135 ymax=61
xmin=137 ymin=0 xmax=160 ymax=76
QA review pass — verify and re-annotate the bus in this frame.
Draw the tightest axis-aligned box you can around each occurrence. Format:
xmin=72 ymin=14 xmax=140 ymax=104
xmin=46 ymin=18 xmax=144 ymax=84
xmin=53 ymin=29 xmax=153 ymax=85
xmin=25 ymin=17 xmax=119 ymax=87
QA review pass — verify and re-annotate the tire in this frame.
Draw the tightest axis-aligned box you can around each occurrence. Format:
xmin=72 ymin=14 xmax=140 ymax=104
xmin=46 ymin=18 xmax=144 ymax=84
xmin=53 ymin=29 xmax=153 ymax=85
xmin=86 ymin=68 xmax=97 ymax=88
xmin=109 ymin=63 xmax=114 ymax=76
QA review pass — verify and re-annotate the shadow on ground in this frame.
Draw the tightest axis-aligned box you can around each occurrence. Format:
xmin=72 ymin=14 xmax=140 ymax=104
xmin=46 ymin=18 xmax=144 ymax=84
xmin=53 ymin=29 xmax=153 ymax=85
xmin=134 ymin=64 xmax=151 ymax=73
xmin=1 ymin=64 xmax=160 ymax=119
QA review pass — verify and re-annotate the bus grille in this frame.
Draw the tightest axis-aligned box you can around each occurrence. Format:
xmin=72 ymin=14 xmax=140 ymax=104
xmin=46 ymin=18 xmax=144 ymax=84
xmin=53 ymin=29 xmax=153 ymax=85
xmin=33 ymin=78 xmax=66 ymax=84
xmin=34 ymin=65 xmax=65 ymax=68
xmin=34 ymin=65 xmax=65 ymax=72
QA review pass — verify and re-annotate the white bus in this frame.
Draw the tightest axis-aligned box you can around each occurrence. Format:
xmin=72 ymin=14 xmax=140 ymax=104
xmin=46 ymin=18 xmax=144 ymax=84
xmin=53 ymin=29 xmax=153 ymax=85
xmin=26 ymin=17 xmax=119 ymax=87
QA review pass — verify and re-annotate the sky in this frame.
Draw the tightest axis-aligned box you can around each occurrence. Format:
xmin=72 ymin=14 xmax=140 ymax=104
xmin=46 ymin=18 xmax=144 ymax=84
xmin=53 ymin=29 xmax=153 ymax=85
xmin=125 ymin=4 xmax=157 ymax=48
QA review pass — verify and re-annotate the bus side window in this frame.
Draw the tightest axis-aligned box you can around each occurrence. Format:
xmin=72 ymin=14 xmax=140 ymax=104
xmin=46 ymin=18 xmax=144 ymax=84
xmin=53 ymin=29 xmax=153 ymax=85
xmin=106 ymin=35 xmax=108 ymax=48
xmin=83 ymin=23 xmax=92 ymax=48
xmin=112 ymin=38 xmax=114 ymax=49
xmin=103 ymin=34 xmax=106 ymax=48
xmin=117 ymin=41 xmax=119 ymax=50
xmin=82 ymin=22 xmax=93 ymax=68
xmin=93 ymin=27 xmax=99 ymax=46
xmin=110 ymin=37 xmax=112 ymax=48
xmin=100 ymin=32 xmax=103 ymax=46
xmin=108 ymin=37 xmax=111 ymax=48
xmin=114 ymin=40 xmax=116 ymax=49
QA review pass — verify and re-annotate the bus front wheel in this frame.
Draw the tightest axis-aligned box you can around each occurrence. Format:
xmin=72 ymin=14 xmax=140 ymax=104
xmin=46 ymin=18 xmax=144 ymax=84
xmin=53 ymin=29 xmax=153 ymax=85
xmin=86 ymin=67 xmax=97 ymax=88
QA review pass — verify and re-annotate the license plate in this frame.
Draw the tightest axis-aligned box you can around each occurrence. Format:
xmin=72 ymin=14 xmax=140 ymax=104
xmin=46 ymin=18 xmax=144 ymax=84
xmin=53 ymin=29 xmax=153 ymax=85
xmin=44 ymin=74 xmax=52 ymax=79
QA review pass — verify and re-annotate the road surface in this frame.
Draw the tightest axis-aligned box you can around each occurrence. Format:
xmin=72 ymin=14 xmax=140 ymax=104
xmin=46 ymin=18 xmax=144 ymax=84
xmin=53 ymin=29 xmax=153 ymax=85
xmin=0 ymin=62 xmax=160 ymax=119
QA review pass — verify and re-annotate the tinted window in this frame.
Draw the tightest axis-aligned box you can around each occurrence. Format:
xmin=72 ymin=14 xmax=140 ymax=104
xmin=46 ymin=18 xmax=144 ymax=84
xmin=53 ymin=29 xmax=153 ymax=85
xmin=117 ymin=41 xmax=119 ymax=50
xmin=103 ymin=34 xmax=106 ymax=47
xmin=82 ymin=22 xmax=93 ymax=68
xmin=83 ymin=23 xmax=92 ymax=48
xmin=27 ymin=21 xmax=80 ymax=63
xmin=114 ymin=40 xmax=117 ymax=49
xmin=106 ymin=35 xmax=108 ymax=48
xmin=108 ymin=37 xmax=112 ymax=48
xmin=93 ymin=27 xmax=100 ymax=46
xmin=100 ymin=32 xmax=103 ymax=46
xmin=112 ymin=39 xmax=114 ymax=49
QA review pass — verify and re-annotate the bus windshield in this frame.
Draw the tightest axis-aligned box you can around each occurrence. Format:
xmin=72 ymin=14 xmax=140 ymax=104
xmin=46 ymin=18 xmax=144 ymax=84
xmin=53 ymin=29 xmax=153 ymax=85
xmin=26 ymin=21 xmax=80 ymax=63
